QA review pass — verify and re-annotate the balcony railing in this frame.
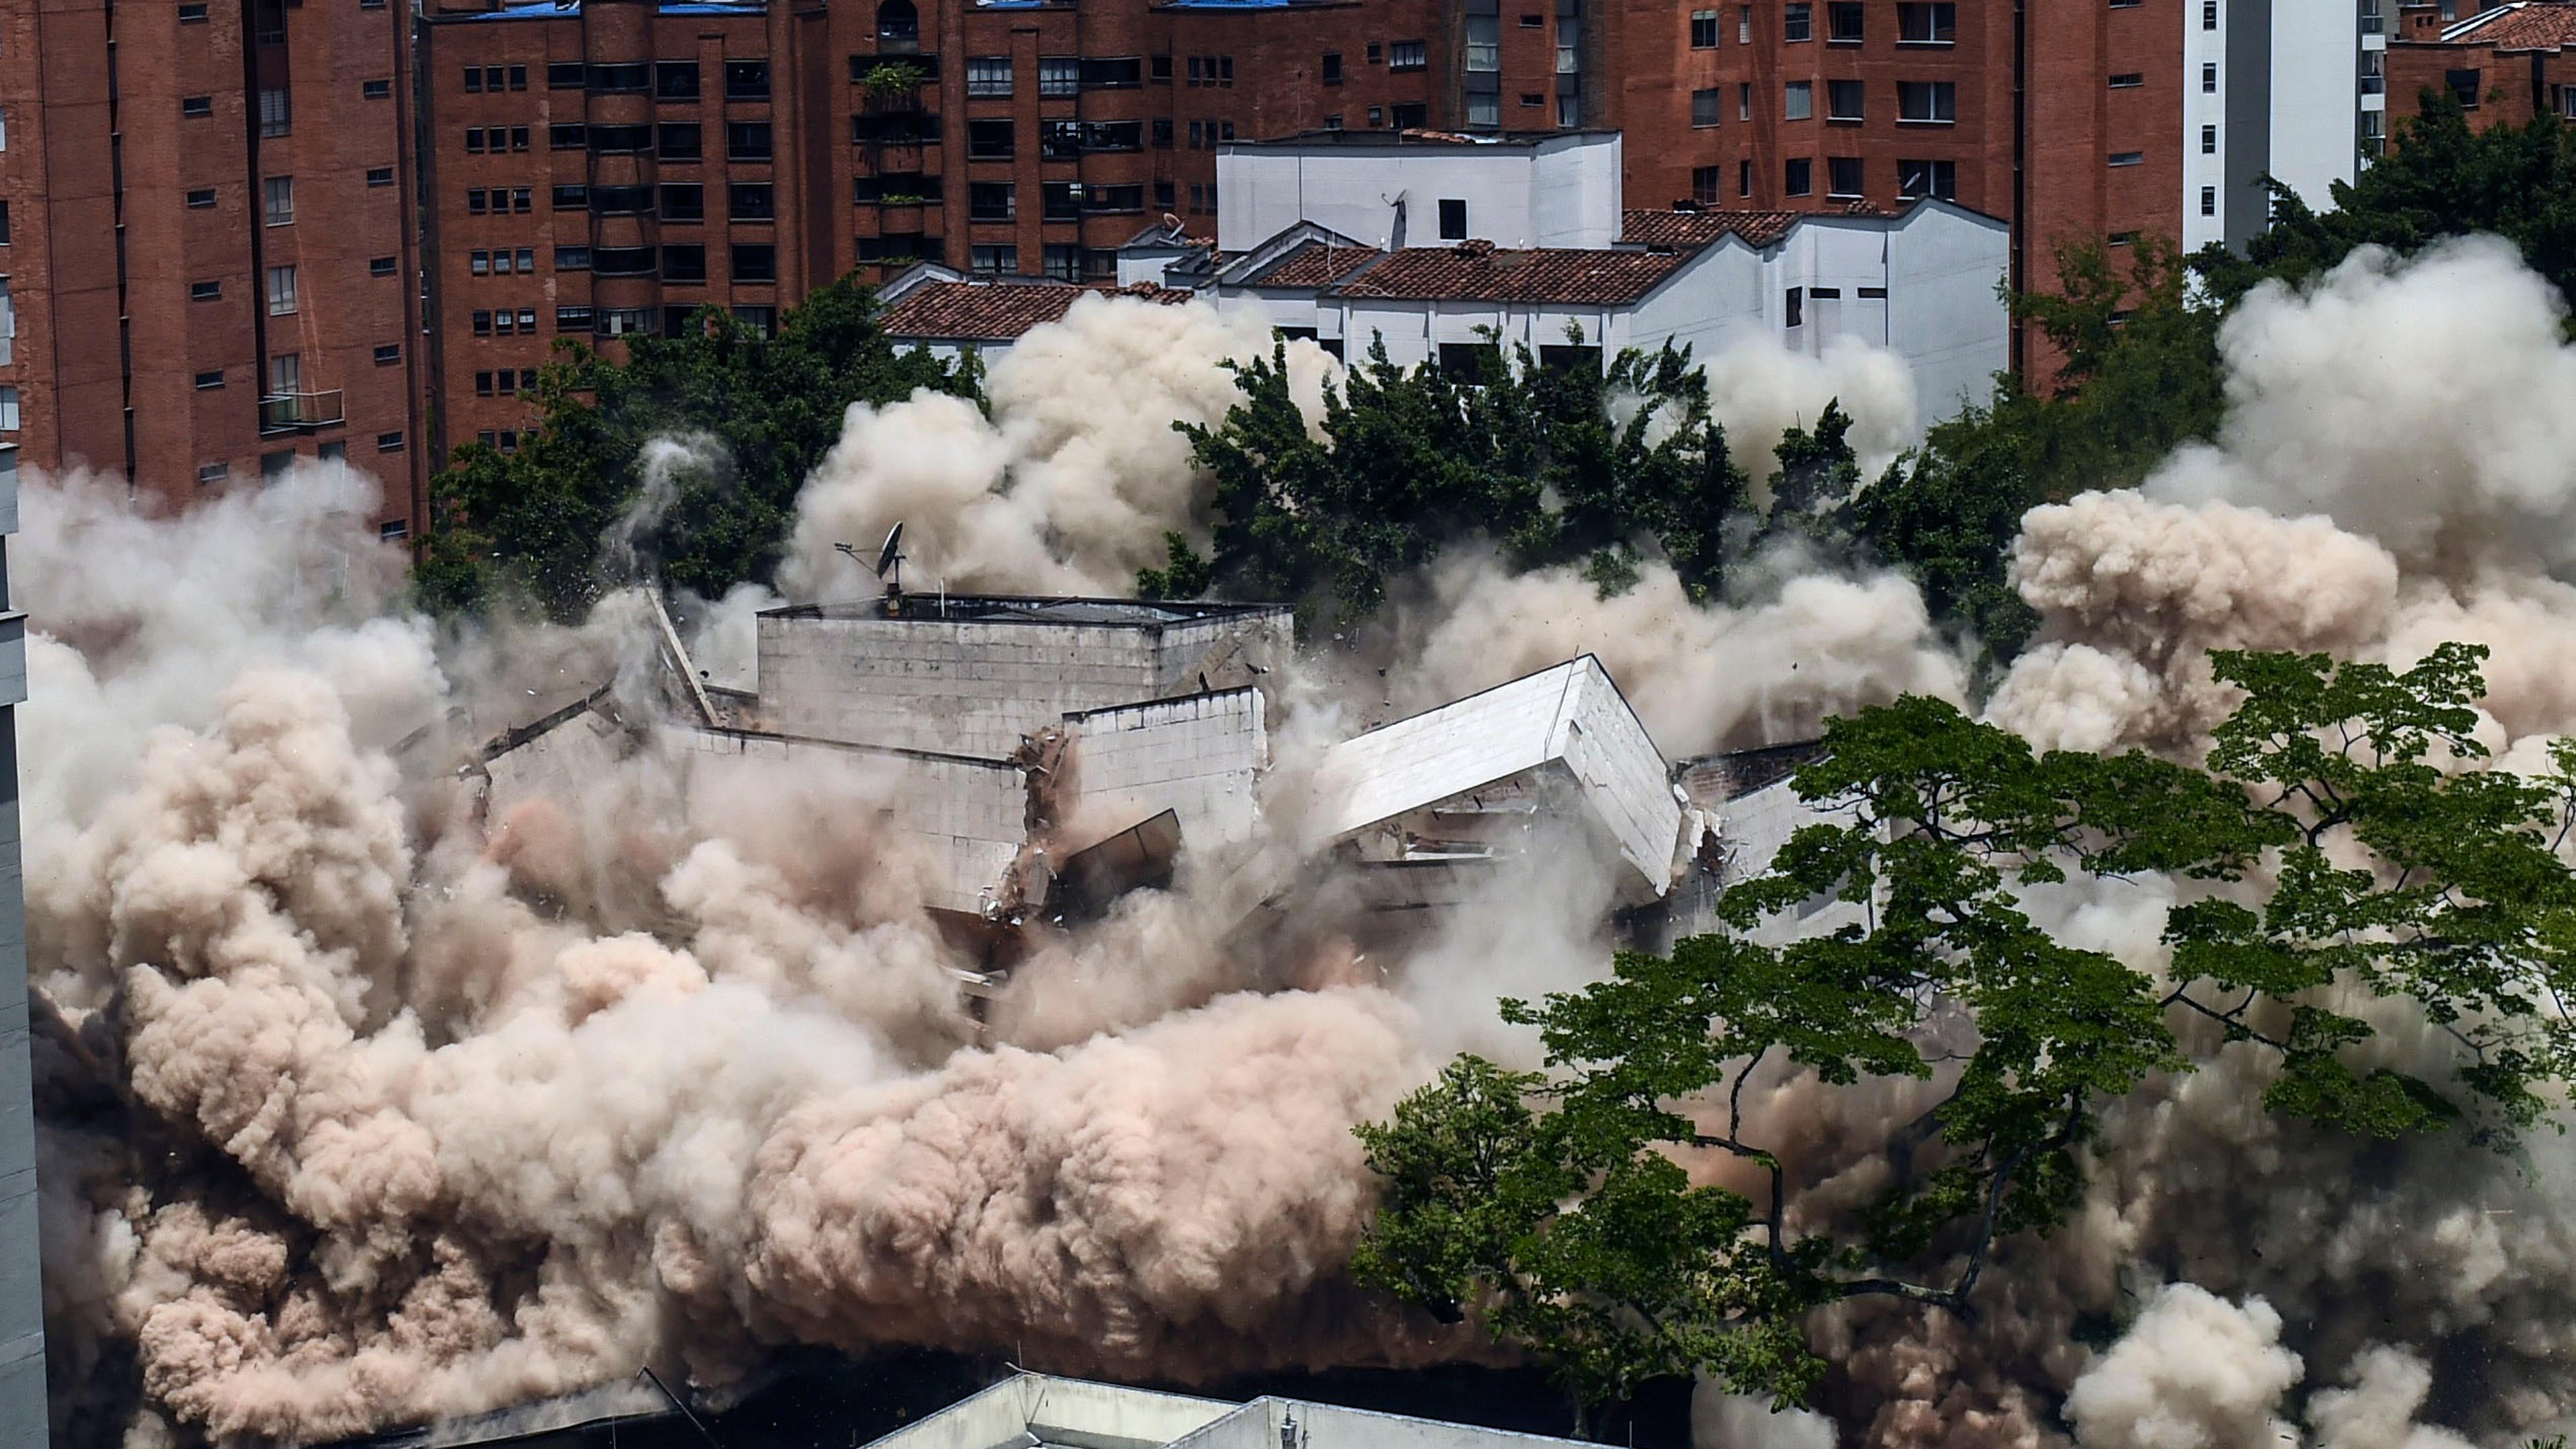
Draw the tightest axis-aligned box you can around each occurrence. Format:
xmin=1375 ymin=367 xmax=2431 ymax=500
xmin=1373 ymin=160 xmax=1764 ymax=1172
xmin=260 ymin=389 xmax=344 ymax=433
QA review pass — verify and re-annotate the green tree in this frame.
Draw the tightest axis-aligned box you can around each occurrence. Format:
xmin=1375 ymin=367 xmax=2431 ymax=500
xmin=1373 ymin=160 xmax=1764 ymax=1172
xmin=1179 ymin=333 xmax=1750 ymax=629
xmin=416 ymin=278 xmax=973 ymax=620
xmin=1355 ymin=643 xmax=2576 ymax=1428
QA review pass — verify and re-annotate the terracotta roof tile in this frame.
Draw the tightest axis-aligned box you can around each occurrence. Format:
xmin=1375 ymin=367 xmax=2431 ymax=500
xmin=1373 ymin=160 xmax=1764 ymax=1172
xmin=1327 ymin=239 xmax=1688 ymax=305
xmin=1247 ymin=242 xmax=1385 ymax=288
xmin=2443 ymin=0 xmax=2576 ymax=47
xmin=880 ymin=280 xmax=1191 ymax=342
xmin=1619 ymin=208 xmax=1809 ymax=249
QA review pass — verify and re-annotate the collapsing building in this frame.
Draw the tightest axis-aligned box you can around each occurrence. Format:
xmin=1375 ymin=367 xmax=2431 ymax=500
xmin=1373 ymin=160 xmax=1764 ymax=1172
xmin=861 ymin=1371 xmax=1602 ymax=1449
xmin=461 ymin=585 xmax=1825 ymax=995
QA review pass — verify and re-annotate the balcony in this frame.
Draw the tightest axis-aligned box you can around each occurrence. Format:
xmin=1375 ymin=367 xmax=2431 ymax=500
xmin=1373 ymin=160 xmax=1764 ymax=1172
xmin=259 ymin=389 xmax=344 ymax=434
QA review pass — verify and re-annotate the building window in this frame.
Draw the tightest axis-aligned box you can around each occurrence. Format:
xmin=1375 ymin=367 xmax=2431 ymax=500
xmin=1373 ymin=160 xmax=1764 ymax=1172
xmin=1154 ymin=117 xmax=1175 ymax=146
xmin=1324 ymin=50 xmax=1344 ymax=82
xmin=188 ymin=188 xmax=217 ymax=208
xmin=259 ymin=451 xmax=294 ymax=480
xmin=260 ymin=88 xmax=290 ymax=136
xmin=266 ymin=266 xmax=297 ymax=315
xmin=727 ymin=123 xmax=773 ymax=160
xmin=180 ymin=2 xmax=208 ymax=19
xmin=2204 ymin=0 xmax=2218 ymax=24
xmin=661 ymin=123 xmax=702 ymax=160
xmin=378 ymin=519 xmax=408 ymax=541
xmin=1467 ymin=15 xmax=1501 ymax=70
xmin=1784 ymin=287 xmax=1804 ymax=327
xmin=733 ymin=244 xmax=776 ymax=282
xmin=557 ymin=246 xmax=592 ymax=270
xmin=1827 ymin=1 xmax=1864 ymax=40
xmin=1693 ymin=88 xmax=1723 ymax=126
xmin=1739 ymin=5 xmax=1752 ymax=42
xmin=724 ymin=60 xmax=771 ymax=101
xmin=1897 ymin=2 xmax=1957 ymax=42
xmin=1693 ymin=165 xmax=1723 ymax=203
xmin=197 ymin=462 xmax=229 ymax=484
xmin=264 ymin=176 xmax=294 ymax=226
xmin=378 ymin=431 xmax=406 ymax=453
xmin=1044 ymin=244 xmax=1081 ymax=281
xmin=470 ymin=250 xmax=491 ymax=275
xmin=877 ymin=0 xmax=919 ymax=45
xmin=1898 ymin=80 xmax=1956 ymax=121
xmin=1739 ymin=158 xmax=1753 ymax=196
xmin=472 ymin=309 xmax=492 ymax=335
xmin=362 ymin=78 xmax=391 ymax=100
xmin=590 ymin=62 xmax=649 ymax=93
xmin=1897 ymin=157 xmax=1956 ymax=198
xmin=2203 ymin=123 xmax=2218 ymax=154
xmin=731 ymin=305 xmax=777 ymax=337
xmin=2201 ymin=185 xmax=2217 ymax=215
xmin=1827 ymin=155 xmax=1863 ymax=197
xmin=1083 ymin=56 xmax=1144 ymax=88
xmin=663 ymin=244 xmax=707 ymax=282
xmin=1438 ymin=197 xmax=1468 ymax=239
xmin=968 ymin=119 xmax=1014 ymax=158
xmin=1368 ymin=105 xmax=1386 ymax=126
xmin=594 ymin=246 xmax=656 ymax=276
xmin=654 ymin=61 xmax=700 ymax=101
xmin=1785 ymin=157 xmax=1813 ymax=195
xmin=1827 ymin=78 xmax=1863 ymax=119
xmin=1040 ymin=56 xmax=1080 ymax=95
xmin=730 ymin=182 xmax=774 ymax=220
xmin=2108 ymin=72 xmax=2144 ymax=88
xmin=1394 ymin=101 xmax=1428 ymax=127
xmin=971 ymin=182 xmax=1016 ymax=221
xmin=1042 ymin=180 xmax=1084 ymax=220
xmin=1785 ymin=80 xmax=1813 ymax=120
xmin=1390 ymin=40 xmax=1427 ymax=70
xmin=1151 ymin=53 xmax=1174 ymax=80
xmin=971 ymin=244 xmax=1017 ymax=273
xmin=1517 ymin=94 xmax=1540 ymax=109
xmin=2361 ymin=49 xmax=2384 ymax=95
xmin=1467 ymin=93 xmax=1501 ymax=125
xmin=370 ymin=256 xmax=396 ymax=277
xmin=374 ymin=343 xmax=401 ymax=365
xmin=592 ymin=123 xmax=652 ymax=153
xmin=1785 ymin=1 xmax=1813 ymax=40
xmin=1691 ymin=8 xmax=1719 ymax=45
xmin=1739 ymin=82 xmax=1752 ymax=119
xmin=2108 ymin=150 xmax=2145 ymax=166
xmin=2203 ymin=62 xmax=2218 ymax=93
xmin=1522 ymin=11 xmax=1544 ymax=22
xmin=551 ymin=123 xmax=589 ymax=150
xmin=195 ymin=368 xmax=225 ymax=390
xmin=191 ymin=280 xmax=221 ymax=301
xmin=182 ymin=95 xmax=214 ymax=118
xmin=474 ymin=371 xmax=494 ymax=397
xmin=967 ymin=56 xmax=1013 ymax=96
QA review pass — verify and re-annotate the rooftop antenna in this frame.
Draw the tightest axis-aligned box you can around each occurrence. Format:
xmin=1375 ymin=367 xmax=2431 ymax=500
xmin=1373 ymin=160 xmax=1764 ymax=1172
xmin=636 ymin=1366 xmax=723 ymax=1449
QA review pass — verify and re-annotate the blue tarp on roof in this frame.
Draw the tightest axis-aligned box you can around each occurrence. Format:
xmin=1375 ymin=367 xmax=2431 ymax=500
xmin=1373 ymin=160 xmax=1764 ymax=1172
xmin=448 ymin=0 xmax=763 ymax=19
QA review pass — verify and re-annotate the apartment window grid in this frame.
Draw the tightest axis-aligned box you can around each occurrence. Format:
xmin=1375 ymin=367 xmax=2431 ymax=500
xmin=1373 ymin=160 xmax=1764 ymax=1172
xmin=1898 ymin=2 xmax=1956 ymax=42
xmin=1898 ymin=79 xmax=1956 ymax=122
xmin=1739 ymin=158 xmax=1752 ymax=196
xmin=1739 ymin=81 xmax=1752 ymax=119
xmin=1827 ymin=155 xmax=1863 ymax=197
xmin=1784 ymin=1 xmax=1813 ymax=40
xmin=1827 ymin=1 xmax=1864 ymax=40
xmin=2201 ymin=185 xmax=2218 ymax=215
xmin=2202 ymin=123 xmax=2218 ymax=154
xmin=264 ymin=176 xmax=294 ymax=225
xmin=1739 ymin=5 xmax=1752 ymax=42
xmin=2204 ymin=0 xmax=2218 ymax=25
xmin=1692 ymin=88 xmax=1723 ymax=127
xmin=1785 ymin=80 xmax=1813 ymax=120
xmin=1693 ymin=164 xmax=1723 ymax=202
xmin=1391 ymin=40 xmax=1428 ymax=70
xmin=1467 ymin=95 xmax=1501 ymax=127
xmin=2109 ymin=72 xmax=2144 ymax=88
xmin=266 ymin=266 xmax=297 ymax=316
xmin=1784 ymin=157 xmax=1813 ymax=196
xmin=1040 ymin=57 xmax=1080 ymax=95
xmin=1827 ymin=78 xmax=1863 ymax=120
xmin=259 ymin=87 xmax=290 ymax=136
xmin=967 ymin=56 xmax=1012 ymax=96
xmin=2203 ymin=62 xmax=2218 ymax=93
xmin=1898 ymin=157 xmax=1955 ymax=199
xmin=1690 ymin=9 xmax=1719 ymax=46
xmin=1466 ymin=15 xmax=1501 ymax=71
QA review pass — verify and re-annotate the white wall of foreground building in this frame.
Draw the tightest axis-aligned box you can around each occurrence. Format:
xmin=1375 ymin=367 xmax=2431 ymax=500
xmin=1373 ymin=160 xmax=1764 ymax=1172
xmin=1215 ymin=131 xmax=1626 ymax=252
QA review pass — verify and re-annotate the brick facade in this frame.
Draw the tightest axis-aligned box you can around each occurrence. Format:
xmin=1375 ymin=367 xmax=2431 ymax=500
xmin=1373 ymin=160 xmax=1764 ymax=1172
xmin=3 ymin=0 xmax=422 ymax=534
xmin=2386 ymin=1 xmax=2569 ymax=133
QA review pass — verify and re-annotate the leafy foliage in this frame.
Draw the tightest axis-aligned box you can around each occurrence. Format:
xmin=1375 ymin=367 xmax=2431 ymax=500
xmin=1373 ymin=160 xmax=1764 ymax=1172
xmin=1180 ymin=333 xmax=1752 ymax=628
xmin=1355 ymin=645 xmax=2576 ymax=1419
xmin=416 ymin=278 xmax=973 ymax=621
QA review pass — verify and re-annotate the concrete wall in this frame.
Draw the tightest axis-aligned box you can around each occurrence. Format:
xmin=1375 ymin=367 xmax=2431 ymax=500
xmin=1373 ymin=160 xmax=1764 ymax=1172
xmin=1550 ymin=660 xmax=1682 ymax=901
xmin=676 ymin=728 xmax=1026 ymax=918
xmin=862 ymin=1374 xmax=1236 ymax=1449
xmin=1069 ymin=687 xmax=1267 ymax=853
xmin=1172 ymin=1399 xmax=1595 ymax=1449
xmin=752 ymin=607 xmax=1292 ymax=760
xmin=1215 ymin=132 xmax=1623 ymax=252
xmin=1877 ymin=205 xmax=2012 ymax=421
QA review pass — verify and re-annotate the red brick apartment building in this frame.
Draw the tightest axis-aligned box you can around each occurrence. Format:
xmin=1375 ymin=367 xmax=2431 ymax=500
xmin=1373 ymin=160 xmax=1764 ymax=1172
xmin=0 ymin=0 xmax=424 ymax=535
xmin=1606 ymin=0 xmax=2183 ymax=368
xmin=416 ymin=0 xmax=1570 ymax=454
xmin=2385 ymin=1 xmax=2574 ymax=129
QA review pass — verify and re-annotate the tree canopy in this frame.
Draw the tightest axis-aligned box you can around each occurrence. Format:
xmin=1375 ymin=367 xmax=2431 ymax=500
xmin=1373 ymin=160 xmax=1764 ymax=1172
xmin=415 ymin=279 xmax=973 ymax=620
xmin=1354 ymin=644 xmax=2576 ymax=1424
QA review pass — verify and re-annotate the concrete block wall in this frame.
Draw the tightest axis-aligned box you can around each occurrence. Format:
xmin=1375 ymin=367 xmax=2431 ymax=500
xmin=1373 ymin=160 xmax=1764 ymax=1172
xmin=1068 ymin=688 xmax=1267 ymax=850
xmin=676 ymin=728 xmax=1026 ymax=917
xmin=754 ymin=609 xmax=1293 ymax=759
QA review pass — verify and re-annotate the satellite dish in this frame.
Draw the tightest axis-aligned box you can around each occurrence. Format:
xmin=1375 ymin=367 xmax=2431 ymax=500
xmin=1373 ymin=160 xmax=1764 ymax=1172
xmin=875 ymin=521 xmax=906 ymax=579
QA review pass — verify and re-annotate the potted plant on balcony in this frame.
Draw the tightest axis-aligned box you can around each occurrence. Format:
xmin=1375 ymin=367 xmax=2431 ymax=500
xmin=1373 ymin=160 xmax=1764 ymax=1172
xmin=861 ymin=60 xmax=926 ymax=111
xmin=878 ymin=190 xmax=927 ymax=229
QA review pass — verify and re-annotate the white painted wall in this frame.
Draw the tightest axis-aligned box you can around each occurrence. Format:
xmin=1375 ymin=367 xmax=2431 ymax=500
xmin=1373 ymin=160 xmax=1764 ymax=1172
xmin=2269 ymin=0 xmax=2359 ymax=210
xmin=1215 ymin=132 xmax=1624 ymax=252
xmin=2184 ymin=0 xmax=2231 ymax=249
xmin=1069 ymin=687 xmax=1268 ymax=852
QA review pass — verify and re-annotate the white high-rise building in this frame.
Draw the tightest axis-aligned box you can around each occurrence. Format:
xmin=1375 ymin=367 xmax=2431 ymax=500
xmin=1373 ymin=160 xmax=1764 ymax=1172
xmin=2188 ymin=0 xmax=2391 ymax=251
